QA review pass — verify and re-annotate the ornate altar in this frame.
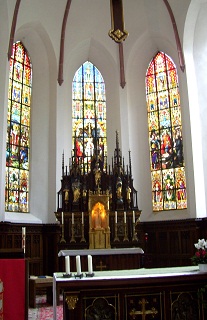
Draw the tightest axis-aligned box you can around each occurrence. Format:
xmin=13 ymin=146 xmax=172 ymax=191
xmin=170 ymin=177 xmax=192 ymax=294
xmin=55 ymin=131 xmax=141 ymax=251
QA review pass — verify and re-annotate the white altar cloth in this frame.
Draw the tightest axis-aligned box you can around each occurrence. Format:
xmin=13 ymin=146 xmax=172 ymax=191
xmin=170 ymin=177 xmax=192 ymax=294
xmin=58 ymin=247 xmax=144 ymax=257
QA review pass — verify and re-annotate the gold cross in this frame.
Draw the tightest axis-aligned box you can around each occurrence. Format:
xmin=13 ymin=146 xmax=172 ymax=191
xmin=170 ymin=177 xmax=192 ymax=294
xmin=129 ymin=298 xmax=158 ymax=320
xmin=95 ymin=260 xmax=107 ymax=271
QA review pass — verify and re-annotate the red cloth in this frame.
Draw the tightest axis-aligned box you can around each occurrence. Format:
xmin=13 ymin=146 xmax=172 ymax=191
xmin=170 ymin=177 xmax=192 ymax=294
xmin=0 ymin=259 xmax=26 ymax=320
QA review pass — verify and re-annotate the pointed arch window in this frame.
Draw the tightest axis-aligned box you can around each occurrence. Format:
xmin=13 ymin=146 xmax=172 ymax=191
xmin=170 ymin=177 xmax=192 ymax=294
xmin=146 ymin=51 xmax=187 ymax=211
xmin=72 ymin=61 xmax=107 ymax=173
xmin=5 ymin=41 xmax=32 ymax=212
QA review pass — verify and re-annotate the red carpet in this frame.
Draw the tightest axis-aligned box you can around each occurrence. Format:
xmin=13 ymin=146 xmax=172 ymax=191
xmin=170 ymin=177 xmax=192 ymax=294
xmin=29 ymin=295 xmax=63 ymax=320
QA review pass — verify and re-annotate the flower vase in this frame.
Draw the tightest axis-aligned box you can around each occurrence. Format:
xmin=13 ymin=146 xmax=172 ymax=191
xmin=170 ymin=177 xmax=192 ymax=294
xmin=198 ymin=264 xmax=207 ymax=272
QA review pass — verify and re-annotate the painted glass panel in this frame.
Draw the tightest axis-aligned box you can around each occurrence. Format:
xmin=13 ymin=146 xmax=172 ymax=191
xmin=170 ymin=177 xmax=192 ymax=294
xmin=5 ymin=41 xmax=32 ymax=212
xmin=72 ymin=61 xmax=107 ymax=173
xmin=146 ymin=52 xmax=187 ymax=211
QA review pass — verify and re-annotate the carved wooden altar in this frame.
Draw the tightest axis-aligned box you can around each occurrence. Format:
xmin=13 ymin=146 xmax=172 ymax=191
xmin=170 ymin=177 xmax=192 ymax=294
xmin=55 ymin=131 xmax=142 ymax=251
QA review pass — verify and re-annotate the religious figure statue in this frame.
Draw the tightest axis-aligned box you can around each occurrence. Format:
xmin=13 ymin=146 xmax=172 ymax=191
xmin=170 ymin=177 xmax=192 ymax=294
xmin=126 ymin=186 xmax=131 ymax=202
xmin=64 ymin=188 xmax=69 ymax=201
xmin=73 ymin=187 xmax=80 ymax=203
xmin=116 ymin=177 xmax=122 ymax=200
xmin=94 ymin=162 xmax=101 ymax=187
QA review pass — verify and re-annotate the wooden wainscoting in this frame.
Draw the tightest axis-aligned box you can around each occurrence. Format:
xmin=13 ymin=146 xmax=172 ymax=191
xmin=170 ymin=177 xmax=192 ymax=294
xmin=137 ymin=218 xmax=207 ymax=268
xmin=0 ymin=218 xmax=207 ymax=275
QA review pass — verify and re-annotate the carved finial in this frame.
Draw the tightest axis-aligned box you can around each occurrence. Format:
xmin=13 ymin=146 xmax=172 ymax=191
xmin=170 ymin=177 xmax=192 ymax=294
xmin=129 ymin=150 xmax=132 ymax=177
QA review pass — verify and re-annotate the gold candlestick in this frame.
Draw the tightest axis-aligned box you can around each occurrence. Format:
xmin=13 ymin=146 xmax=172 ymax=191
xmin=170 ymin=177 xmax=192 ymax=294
xmin=132 ymin=222 xmax=138 ymax=242
xmin=60 ymin=223 xmax=66 ymax=243
xmin=80 ymin=224 xmax=86 ymax=242
xmin=123 ymin=222 xmax=129 ymax=242
xmin=114 ymin=223 xmax=120 ymax=242
xmin=70 ymin=224 xmax=76 ymax=243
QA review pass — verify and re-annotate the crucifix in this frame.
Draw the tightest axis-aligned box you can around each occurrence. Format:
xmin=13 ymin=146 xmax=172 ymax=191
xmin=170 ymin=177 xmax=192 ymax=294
xmin=109 ymin=0 xmax=128 ymax=88
xmin=95 ymin=260 xmax=107 ymax=271
xmin=129 ymin=298 xmax=158 ymax=320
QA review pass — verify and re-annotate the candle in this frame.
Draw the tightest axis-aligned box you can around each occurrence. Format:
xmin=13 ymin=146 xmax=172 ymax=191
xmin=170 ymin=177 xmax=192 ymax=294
xmin=65 ymin=256 xmax=70 ymax=275
xmin=22 ymin=227 xmax=26 ymax=253
xmin=76 ymin=255 xmax=81 ymax=275
xmin=22 ymin=227 xmax=26 ymax=236
xmin=133 ymin=211 xmax=135 ymax=223
xmin=115 ymin=211 xmax=117 ymax=224
xmin=82 ymin=212 xmax=84 ymax=225
xmin=72 ymin=212 xmax=74 ymax=224
xmin=124 ymin=211 xmax=126 ymax=224
xmin=88 ymin=255 xmax=93 ymax=274
xmin=61 ymin=212 xmax=64 ymax=225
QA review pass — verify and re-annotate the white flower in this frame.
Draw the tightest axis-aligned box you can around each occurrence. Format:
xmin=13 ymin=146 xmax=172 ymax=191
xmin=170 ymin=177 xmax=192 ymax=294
xmin=194 ymin=239 xmax=207 ymax=250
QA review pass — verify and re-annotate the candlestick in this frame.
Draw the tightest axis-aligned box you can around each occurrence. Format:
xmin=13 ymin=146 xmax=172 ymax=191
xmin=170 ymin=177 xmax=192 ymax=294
xmin=70 ymin=221 xmax=76 ymax=243
xmin=132 ymin=221 xmax=138 ymax=242
xmin=60 ymin=221 xmax=66 ymax=243
xmin=114 ymin=221 xmax=120 ymax=242
xmin=80 ymin=223 xmax=86 ymax=243
xmin=86 ymin=254 xmax=94 ymax=277
xmin=22 ymin=227 xmax=26 ymax=236
xmin=22 ymin=227 xmax=26 ymax=254
xmin=133 ymin=211 xmax=135 ymax=223
xmin=88 ymin=255 xmax=93 ymax=274
xmin=65 ymin=256 xmax=70 ymax=275
xmin=75 ymin=255 xmax=83 ymax=278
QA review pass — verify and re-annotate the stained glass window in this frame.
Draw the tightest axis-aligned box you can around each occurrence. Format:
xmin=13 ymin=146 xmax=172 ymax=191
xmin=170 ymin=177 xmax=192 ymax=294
xmin=72 ymin=61 xmax=107 ymax=173
xmin=146 ymin=51 xmax=187 ymax=211
xmin=5 ymin=41 xmax=32 ymax=212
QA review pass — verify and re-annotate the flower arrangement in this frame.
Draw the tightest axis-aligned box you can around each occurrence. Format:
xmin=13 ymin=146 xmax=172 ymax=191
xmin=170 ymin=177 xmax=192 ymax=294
xmin=191 ymin=239 xmax=207 ymax=265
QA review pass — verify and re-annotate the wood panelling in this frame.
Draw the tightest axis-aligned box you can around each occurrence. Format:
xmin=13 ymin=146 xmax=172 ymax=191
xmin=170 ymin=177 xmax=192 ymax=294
xmin=0 ymin=218 xmax=207 ymax=275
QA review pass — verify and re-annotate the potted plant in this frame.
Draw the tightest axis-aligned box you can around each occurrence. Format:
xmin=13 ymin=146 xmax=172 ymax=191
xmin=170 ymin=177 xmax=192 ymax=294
xmin=191 ymin=239 xmax=207 ymax=272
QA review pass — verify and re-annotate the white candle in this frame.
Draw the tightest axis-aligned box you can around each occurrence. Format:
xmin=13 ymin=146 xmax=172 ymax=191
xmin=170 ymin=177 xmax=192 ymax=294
xmin=65 ymin=256 xmax=70 ymax=275
xmin=22 ymin=227 xmax=26 ymax=253
xmin=76 ymin=255 xmax=81 ymax=275
xmin=133 ymin=211 xmax=135 ymax=223
xmin=61 ymin=212 xmax=64 ymax=225
xmin=88 ymin=255 xmax=93 ymax=274
xmin=22 ymin=227 xmax=26 ymax=236
xmin=115 ymin=211 xmax=117 ymax=224
xmin=82 ymin=212 xmax=84 ymax=225
xmin=124 ymin=211 xmax=126 ymax=224
xmin=72 ymin=212 xmax=74 ymax=224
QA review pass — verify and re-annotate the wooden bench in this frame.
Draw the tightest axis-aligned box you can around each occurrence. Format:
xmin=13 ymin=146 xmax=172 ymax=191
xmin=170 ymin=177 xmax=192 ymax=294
xmin=29 ymin=276 xmax=53 ymax=308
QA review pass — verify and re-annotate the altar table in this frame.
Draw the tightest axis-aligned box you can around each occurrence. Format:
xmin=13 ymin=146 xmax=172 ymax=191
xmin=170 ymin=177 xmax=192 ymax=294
xmin=53 ymin=266 xmax=207 ymax=320
xmin=58 ymin=247 xmax=144 ymax=271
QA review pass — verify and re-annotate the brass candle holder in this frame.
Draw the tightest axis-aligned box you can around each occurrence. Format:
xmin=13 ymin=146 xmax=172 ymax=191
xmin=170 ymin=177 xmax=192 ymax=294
xmin=132 ymin=222 xmax=138 ymax=242
xmin=70 ymin=223 xmax=76 ymax=243
xmin=80 ymin=224 xmax=86 ymax=242
xmin=123 ymin=222 xmax=129 ymax=242
xmin=60 ymin=223 xmax=66 ymax=243
xmin=114 ymin=222 xmax=120 ymax=242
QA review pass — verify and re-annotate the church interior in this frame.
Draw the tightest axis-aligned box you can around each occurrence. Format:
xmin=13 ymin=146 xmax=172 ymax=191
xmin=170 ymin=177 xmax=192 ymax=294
xmin=1 ymin=0 xmax=207 ymax=319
